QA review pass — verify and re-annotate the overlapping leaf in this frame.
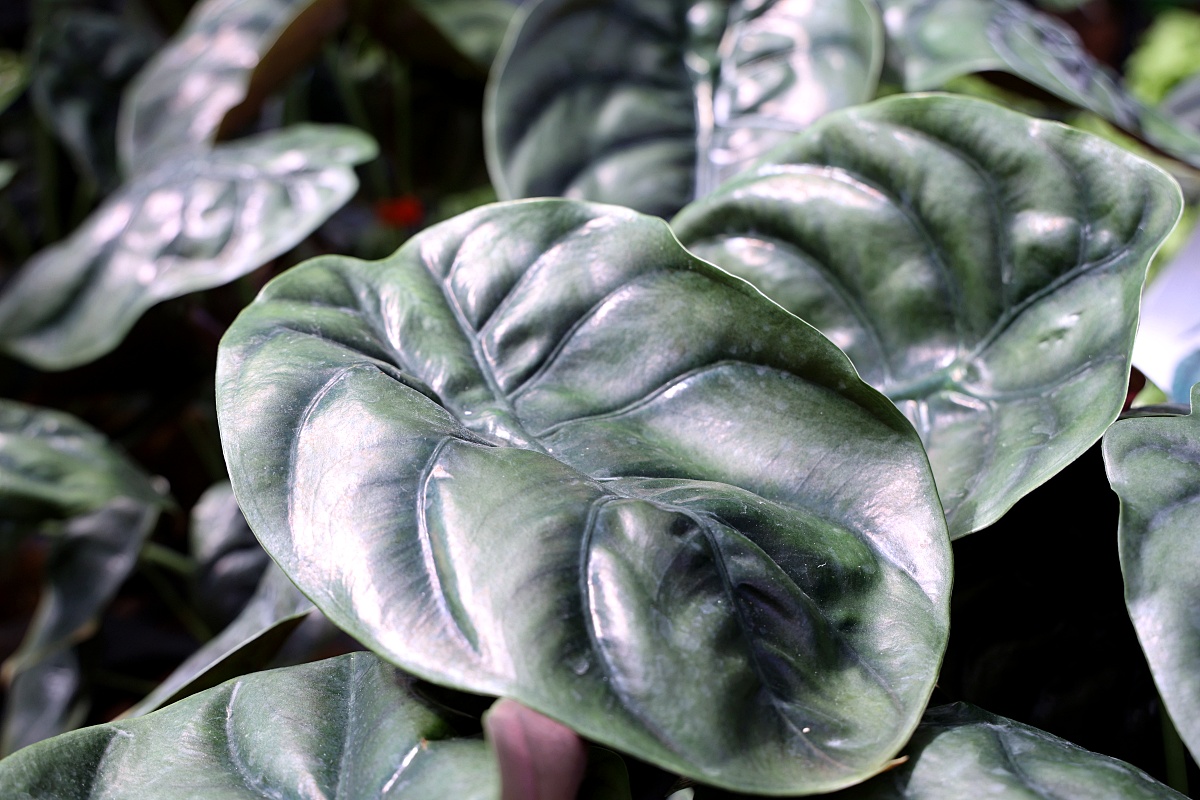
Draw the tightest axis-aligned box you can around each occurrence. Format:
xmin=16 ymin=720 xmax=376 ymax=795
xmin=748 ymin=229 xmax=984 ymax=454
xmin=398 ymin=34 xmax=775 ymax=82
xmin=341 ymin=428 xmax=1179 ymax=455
xmin=0 ymin=125 xmax=376 ymax=370
xmin=189 ymin=482 xmax=271 ymax=625
xmin=835 ymin=703 xmax=1186 ymax=799
xmin=1103 ymin=384 xmax=1200 ymax=763
xmin=673 ymin=94 xmax=1182 ymax=536
xmin=878 ymin=0 xmax=1200 ymax=168
xmin=485 ymin=0 xmax=881 ymax=217
xmin=217 ymin=199 xmax=951 ymax=793
xmin=0 ymin=653 xmax=502 ymax=797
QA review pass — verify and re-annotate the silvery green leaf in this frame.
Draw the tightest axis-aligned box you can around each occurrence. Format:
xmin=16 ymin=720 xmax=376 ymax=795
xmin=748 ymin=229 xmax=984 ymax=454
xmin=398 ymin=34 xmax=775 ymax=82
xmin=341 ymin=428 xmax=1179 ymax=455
xmin=217 ymin=199 xmax=951 ymax=793
xmin=0 ymin=124 xmax=377 ymax=371
xmin=833 ymin=703 xmax=1187 ymax=799
xmin=486 ymin=0 xmax=882 ymax=217
xmin=118 ymin=0 xmax=332 ymax=172
xmin=673 ymin=94 xmax=1182 ymax=537
xmin=878 ymin=0 xmax=1200 ymax=168
xmin=0 ymin=653 xmax=502 ymax=797
xmin=1103 ymin=384 xmax=1200 ymax=763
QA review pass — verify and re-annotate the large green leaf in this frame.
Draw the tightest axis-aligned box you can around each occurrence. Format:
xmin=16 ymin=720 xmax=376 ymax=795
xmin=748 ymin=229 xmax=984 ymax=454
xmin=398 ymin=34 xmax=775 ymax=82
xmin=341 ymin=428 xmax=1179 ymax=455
xmin=117 ymin=0 xmax=335 ymax=173
xmin=832 ymin=703 xmax=1186 ymax=799
xmin=672 ymin=94 xmax=1182 ymax=536
xmin=1103 ymin=384 xmax=1200 ymax=763
xmin=0 ymin=653 xmax=502 ymax=797
xmin=878 ymin=0 xmax=1200 ymax=168
xmin=216 ymin=199 xmax=951 ymax=793
xmin=485 ymin=0 xmax=882 ymax=218
xmin=0 ymin=401 xmax=166 ymax=754
xmin=0 ymin=124 xmax=376 ymax=371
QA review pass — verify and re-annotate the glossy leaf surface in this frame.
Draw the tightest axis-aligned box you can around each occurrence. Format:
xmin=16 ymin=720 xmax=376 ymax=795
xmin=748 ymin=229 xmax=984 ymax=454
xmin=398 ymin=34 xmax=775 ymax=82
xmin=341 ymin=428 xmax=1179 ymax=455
xmin=118 ymin=0 xmax=328 ymax=172
xmin=0 ymin=653 xmax=501 ymax=798
xmin=673 ymin=94 xmax=1182 ymax=536
xmin=486 ymin=0 xmax=881 ymax=217
xmin=835 ymin=703 xmax=1186 ymax=799
xmin=878 ymin=0 xmax=1200 ymax=168
xmin=1103 ymin=384 xmax=1200 ymax=762
xmin=0 ymin=124 xmax=376 ymax=371
xmin=217 ymin=199 xmax=951 ymax=793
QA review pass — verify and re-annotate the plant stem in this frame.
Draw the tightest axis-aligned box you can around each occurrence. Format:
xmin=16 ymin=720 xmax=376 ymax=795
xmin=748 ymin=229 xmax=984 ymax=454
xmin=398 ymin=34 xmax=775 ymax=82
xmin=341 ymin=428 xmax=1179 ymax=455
xmin=139 ymin=541 xmax=195 ymax=577
xmin=33 ymin=120 xmax=60 ymax=243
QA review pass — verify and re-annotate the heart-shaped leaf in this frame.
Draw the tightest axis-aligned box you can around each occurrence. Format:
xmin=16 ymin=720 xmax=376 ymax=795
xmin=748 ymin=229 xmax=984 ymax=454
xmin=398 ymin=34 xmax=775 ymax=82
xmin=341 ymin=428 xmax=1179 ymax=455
xmin=1103 ymin=384 xmax=1200 ymax=763
xmin=0 ymin=653 xmax=502 ymax=797
xmin=485 ymin=0 xmax=882 ymax=218
xmin=833 ymin=703 xmax=1186 ymax=799
xmin=0 ymin=124 xmax=376 ymax=371
xmin=217 ymin=199 xmax=951 ymax=793
xmin=672 ymin=94 xmax=1182 ymax=536
xmin=0 ymin=401 xmax=166 ymax=753
xmin=117 ymin=0 xmax=339 ymax=173
xmin=878 ymin=0 xmax=1200 ymax=168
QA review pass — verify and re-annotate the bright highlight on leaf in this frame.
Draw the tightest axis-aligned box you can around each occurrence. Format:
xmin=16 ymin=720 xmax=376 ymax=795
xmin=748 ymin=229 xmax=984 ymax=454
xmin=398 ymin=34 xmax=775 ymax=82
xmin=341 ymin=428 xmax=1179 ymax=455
xmin=674 ymin=93 xmax=1182 ymax=537
xmin=216 ymin=198 xmax=951 ymax=794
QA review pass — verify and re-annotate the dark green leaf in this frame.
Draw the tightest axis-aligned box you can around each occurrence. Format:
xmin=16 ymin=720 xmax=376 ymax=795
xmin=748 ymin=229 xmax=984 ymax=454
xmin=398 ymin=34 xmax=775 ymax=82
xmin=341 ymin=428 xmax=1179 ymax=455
xmin=0 ymin=124 xmax=377 ymax=371
xmin=118 ymin=0 xmax=332 ymax=172
xmin=0 ymin=50 xmax=26 ymax=117
xmin=189 ymin=482 xmax=271 ymax=626
xmin=410 ymin=0 xmax=518 ymax=67
xmin=1103 ymin=384 xmax=1200 ymax=763
xmin=29 ymin=10 xmax=158 ymax=190
xmin=833 ymin=703 xmax=1187 ymax=799
xmin=216 ymin=199 xmax=951 ymax=793
xmin=672 ymin=94 xmax=1182 ymax=536
xmin=485 ymin=0 xmax=881 ymax=217
xmin=0 ymin=161 xmax=15 ymax=191
xmin=0 ymin=650 xmax=85 ymax=758
xmin=0 ymin=653 xmax=502 ymax=797
xmin=878 ymin=0 xmax=1200 ymax=168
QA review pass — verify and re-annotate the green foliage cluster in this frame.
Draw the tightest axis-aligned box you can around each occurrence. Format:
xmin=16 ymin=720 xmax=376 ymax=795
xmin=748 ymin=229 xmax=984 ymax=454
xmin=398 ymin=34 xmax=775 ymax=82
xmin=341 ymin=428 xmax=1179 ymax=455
xmin=1 ymin=0 xmax=1200 ymax=797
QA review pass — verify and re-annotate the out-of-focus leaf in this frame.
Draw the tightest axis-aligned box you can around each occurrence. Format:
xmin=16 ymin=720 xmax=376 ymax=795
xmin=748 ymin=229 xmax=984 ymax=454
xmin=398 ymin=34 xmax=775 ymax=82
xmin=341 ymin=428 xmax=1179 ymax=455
xmin=833 ymin=703 xmax=1187 ymax=799
xmin=1125 ymin=9 xmax=1200 ymax=105
xmin=0 ymin=653 xmax=502 ymax=797
xmin=118 ymin=0 xmax=343 ymax=173
xmin=411 ymin=0 xmax=517 ymax=68
xmin=29 ymin=10 xmax=158 ymax=189
xmin=1162 ymin=74 xmax=1200 ymax=134
xmin=0 ymin=50 xmax=26 ymax=116
xmin=1103 ymin=384 xmax=1200 ymax=763
xmin=0 ymin=161 xmax=15 ymax=192
xmin=878 ymin=0 xmax=1200 ymax=168
xmin=0 ymin=124 xmax=377 ymax=371
xmin=0 ymin=401 xmax=166 ymax=753
xmin=484 ymin=698 xmax=587 ymax=799
xmin=1133 ymin=222 xmax=1200 ymax=403
xmin=126 ymin=563 xmax=314 ymax=717
xmin=217 ymin=199 xmax=951 ymax=793
xmin=673 ymin=94 xmax=1182 ymax=537
xmin=486 ymin=0 xmax=882 ymax=217
xmin=189 ymin=482 xmax=270 ymax=626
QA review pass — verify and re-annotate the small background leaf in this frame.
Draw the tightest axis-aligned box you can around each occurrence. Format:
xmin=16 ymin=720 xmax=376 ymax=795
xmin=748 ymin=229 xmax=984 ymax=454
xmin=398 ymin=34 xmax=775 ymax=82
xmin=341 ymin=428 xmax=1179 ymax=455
xmin=410 ymin=0 xmax=518 ymax=68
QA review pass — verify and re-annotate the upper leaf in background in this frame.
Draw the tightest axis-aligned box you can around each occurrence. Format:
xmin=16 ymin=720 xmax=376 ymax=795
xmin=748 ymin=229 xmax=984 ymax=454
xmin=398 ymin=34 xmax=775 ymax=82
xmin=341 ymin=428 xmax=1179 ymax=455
xmin=1103 ymin=384 xmax=1200 ymax=765
xmin=0 ymin=50 xmax=27 ymax=117
xmin=1133 ymin=222 xmax=1200 ymax=404
xmin=189 ymin=481 xmax=271 ymax=627
xmin=118 ymin=0 xmax=344 ymax=174
xmin=485 ymin=0 xmax=882 ymax=218
xmin=0 ymin=124 xmax=376 ymax=371
xmin=410 ymin=0 xmax=519 ymax=68
xmin=878 ymin=0 xmax=1200 ymax=169
xmin=673 ymin=94 xmax=1182 ymax=537
xmin=217 ymin=199 xmax=951 ymax=794
xmin=0 ymin=400 xmax=167 ymax=754
xmin=832 ymin=703 xmax=1187 ymax=799
xmin=29 ymin=10 xmax=159 ymax=191
xmin=0 ymin=653 xmax=503 ymax=797
xmin=1162 ymin=74 xmax=1200 ymax=136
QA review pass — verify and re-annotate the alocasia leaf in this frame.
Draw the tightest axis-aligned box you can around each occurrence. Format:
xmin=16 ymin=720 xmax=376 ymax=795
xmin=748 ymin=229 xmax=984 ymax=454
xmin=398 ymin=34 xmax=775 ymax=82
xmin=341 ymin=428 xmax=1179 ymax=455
xmin=117 ymin=0 xmax=343 ymax=173
xmin=878 ymin=0 xmax=1200 ymax=168
xmin=834 ymin=703 xmax=1187 ymax=799
xmin=672 ymin=94 xmax=1182 ymax=537
xmin=1162 ymin=74 xmax=1200 ymax=135
xmin=0 ymin=653 xmax=502 ymax=797
xmin=410 ymin=0 xmax=519 ymax=68
xmin=29 ymin=10 xmax=158 ymax=189
xmin=485 ymin=0 xmax=882 ymax=218
xmin=0 ymin=124 xmax=376 ymax=371
xmin=0 ymin=401 xmax=166 ymax=753
xmin=189 ymin=481 xmax=271 ymax=626
xmin=1103 ymin=384 xmax=1200 ymax=763
xmin=216 ymin=199 xmax=951 ymax=793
